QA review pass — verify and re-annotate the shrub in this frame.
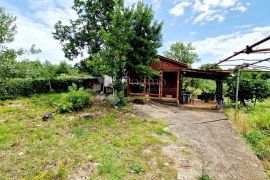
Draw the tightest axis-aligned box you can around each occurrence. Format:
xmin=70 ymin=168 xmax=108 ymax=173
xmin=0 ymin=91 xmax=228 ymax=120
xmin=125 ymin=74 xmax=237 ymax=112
xmin=6 ymin=78 xmax=34 ymax=97
xmin=245 ymin=130 xmax=265 ymax=146
xmin=129 ymin=162 xmax=145 ymax=175
xmin=106 ymin=91 xmax=126 ymax=107
xmin=57 ymin=84 xmax=92 ymax=113
xmin=107 ymin=94 xmax=120 ymax=107
xmin=0 ymin=77 xmax=94 ymax=100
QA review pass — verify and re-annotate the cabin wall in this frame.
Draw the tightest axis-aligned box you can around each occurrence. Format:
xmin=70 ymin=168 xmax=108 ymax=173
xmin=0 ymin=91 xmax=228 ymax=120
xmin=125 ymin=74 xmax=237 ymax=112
xmin=162 ymin=72 xmax=177 ymax=98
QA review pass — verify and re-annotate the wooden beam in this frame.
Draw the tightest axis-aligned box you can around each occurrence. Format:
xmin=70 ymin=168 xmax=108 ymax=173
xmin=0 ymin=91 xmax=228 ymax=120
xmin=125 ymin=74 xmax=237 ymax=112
xmin=160 ymin=71 xmax=163 ymax=98
xmin=176 ymin=70 xmax=180 ymax=100
xmin=179 ymin=72 xmax=183 ymax=104
xmin=126 ymin=77 xmax=130 ymax=96
xmin=143 ymin=77 xmax=147 ymax=95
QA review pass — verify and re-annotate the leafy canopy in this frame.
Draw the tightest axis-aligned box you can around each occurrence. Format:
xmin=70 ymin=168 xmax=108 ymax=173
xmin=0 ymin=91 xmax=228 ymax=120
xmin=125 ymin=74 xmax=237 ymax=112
xmin=0 ymin=7 xmax=16 ymax=44
xmin=226 ymin=71 xmax=270 ymax=105
xmin=164 ymin=42 xmax=199 ymax=67
xmin=0 ymin=7 xmax=17 ymax=62
xmin=53 ymin=0 xmax=163 ymax=96
xmin=200 ymin=63 xmax=221 ymax=70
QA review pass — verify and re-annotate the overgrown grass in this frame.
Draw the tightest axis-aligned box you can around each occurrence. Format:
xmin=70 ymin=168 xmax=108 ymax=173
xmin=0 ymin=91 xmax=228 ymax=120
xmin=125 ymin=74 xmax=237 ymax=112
xmin=225 ymin=98 xmax=270 ymax=177
xmin=0 ymin=93 xmax=176 ymax=179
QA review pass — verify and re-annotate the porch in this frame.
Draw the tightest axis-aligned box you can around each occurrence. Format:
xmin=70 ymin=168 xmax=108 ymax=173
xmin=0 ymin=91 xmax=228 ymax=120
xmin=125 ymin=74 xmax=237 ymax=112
xmin=126 ymin=56 xmax=230 ymax=105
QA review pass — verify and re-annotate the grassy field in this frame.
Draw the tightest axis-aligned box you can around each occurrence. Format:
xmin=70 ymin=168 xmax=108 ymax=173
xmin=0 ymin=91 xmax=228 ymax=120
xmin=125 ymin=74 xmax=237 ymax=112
xmin=225 ymin=99 xmax=270 ymax=177
xmin=0 ymin=93 xmax=177 ymax=179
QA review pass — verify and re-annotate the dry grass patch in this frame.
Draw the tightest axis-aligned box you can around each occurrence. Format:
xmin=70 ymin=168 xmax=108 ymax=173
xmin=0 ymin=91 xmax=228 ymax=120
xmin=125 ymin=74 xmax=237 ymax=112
xmin=225 ymin=99 xmax=270 ymax=177
xmin=0 ymin=93 xmax=177 ymax=179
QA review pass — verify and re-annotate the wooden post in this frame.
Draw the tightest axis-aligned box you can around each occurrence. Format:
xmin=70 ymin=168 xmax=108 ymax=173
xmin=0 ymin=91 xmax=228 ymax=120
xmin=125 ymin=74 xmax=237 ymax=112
xmin=176 ymin=70 xmax=180 ymax=105
xmin=176 ymin=70 xmax=180 ymax=100
xmin=143 ymin=77 xmax=147 ymax=96
xmin=179 ymin=71 xmax=183 ymax=104
xmin=215 ymin=80 xmax=223 ymax=104
xmin=160 ymin=71 xmax=163 ymax=99
xmin=126 ymin=76 xmax=130 ymax=97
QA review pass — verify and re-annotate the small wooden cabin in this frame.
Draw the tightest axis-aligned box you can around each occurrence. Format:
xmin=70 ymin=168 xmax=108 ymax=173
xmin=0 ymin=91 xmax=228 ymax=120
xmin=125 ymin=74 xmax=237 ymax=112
xmin=126 ymin=55 xmax=230 ymax=104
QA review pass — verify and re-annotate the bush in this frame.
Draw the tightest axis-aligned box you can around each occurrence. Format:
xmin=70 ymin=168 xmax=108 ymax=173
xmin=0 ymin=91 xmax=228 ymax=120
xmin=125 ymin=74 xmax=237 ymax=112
xmin=129 ymin=162 xmax=145 ymax=175
xmin=0 ymin=77 xmax=94 ymax=100
xmin=106 ymin=91 xmax=126 ymax=107
xmin=245 ymin=130 xmax=265 ymax=147
xmin=107 ymin=94 xmax=120 ymax=107
xmin=57 ymin=84 xmax=92 ymax=113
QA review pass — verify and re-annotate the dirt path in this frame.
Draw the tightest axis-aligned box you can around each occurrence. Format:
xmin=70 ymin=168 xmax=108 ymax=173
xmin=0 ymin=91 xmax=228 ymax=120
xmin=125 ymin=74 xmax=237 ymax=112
xmin=135 ymin=103 xmax=267 ymax=180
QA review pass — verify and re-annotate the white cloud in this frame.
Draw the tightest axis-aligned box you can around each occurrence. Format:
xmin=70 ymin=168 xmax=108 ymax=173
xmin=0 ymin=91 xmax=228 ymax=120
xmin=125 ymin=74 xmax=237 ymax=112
xmin=1 ymin=0 xmax=79 ymax=64
xmin=234 ymin=24 xmax=253 ymax=29
xmin=193 ymin=26 xmax=270 ymax=67
xmin=151 ymin=0 xmax=162 ymax=11
xmin=125 ymin=0 xmax=142 ymax=7
xmin=189 ymin=31 xmax=198 ymax=36
xmin=10 ymin=13 xmax=66 ymax=63
xmin=169 ymin=0 xmax=249 ymax=24
xmin=192 ymin=0 xmax=249 ymax=24
xmin=169 ymin=1 xmax=191 ymax=16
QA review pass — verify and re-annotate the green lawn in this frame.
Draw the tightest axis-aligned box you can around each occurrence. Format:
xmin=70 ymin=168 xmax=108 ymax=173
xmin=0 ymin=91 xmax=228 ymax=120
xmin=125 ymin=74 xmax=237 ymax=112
xmin=0 ymin=93 xmax=177 ymax=179
xmin=225 ymin=99 xmax=270 ymax=177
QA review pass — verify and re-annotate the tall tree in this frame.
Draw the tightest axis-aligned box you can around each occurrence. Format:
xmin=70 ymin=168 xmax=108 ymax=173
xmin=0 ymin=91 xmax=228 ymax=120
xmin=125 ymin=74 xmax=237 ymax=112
xmin=164 ymin=42 xmax=199 ymax=67
xmin=0 ymin=7 xmax=17 ymax=62
xmin=53 ymin=0 xmax=118 ymax=60
xmin=54 ymin=0 xmax=163 ymax=104
xmin=200 ymin=63 xmax=222 ymax=70
xmin=126 ymin=2 xmax=162 ymax=78
xmin=226 ymin=72 xmax=270 ymax=106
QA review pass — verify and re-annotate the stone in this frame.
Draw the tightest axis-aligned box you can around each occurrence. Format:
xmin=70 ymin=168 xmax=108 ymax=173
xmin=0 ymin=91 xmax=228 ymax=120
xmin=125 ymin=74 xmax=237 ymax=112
xmin=163 ymin=162 xmax=170 ymax=167
xmin=18 ymin=152 xmax=24 ymax=156
xmin=79 ymin=113 xmax=94 ymax=120
xmin=94 ymin=162 xmax=102 ymax=167
xmin=42 ymin=112 xmax=54 ymax=121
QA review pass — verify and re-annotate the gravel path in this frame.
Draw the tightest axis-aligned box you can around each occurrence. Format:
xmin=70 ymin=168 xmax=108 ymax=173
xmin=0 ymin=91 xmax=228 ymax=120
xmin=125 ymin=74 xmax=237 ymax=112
xmin=135 ymin=103 xmax=267 ymax=180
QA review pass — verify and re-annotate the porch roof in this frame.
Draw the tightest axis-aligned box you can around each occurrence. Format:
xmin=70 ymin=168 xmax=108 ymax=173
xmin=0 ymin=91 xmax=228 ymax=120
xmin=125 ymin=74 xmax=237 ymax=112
xmin=182 ymin=68 xmax=231 ymax=80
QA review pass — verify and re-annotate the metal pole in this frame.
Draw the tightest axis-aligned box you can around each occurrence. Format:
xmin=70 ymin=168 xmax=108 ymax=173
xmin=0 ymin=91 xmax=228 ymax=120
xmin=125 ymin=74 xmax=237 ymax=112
xmin=235 ymin=69 xmax=240 ymax=120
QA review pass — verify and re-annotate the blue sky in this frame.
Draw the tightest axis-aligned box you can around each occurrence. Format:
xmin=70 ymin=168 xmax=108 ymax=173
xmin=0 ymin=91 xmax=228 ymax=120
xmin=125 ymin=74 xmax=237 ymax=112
xmin=1 ymin=0 xmax=270 ymax=68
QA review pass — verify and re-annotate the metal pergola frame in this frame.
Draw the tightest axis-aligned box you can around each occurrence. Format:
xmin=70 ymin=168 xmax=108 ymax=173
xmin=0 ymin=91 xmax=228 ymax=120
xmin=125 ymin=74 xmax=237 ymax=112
xmin=210 ymin=35 xmax=270 ymax=115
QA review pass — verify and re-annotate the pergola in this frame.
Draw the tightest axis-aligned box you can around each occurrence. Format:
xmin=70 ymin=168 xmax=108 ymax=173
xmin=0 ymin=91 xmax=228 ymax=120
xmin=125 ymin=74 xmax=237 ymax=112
xmin=210 ymin=35 xmax=270 ymax=110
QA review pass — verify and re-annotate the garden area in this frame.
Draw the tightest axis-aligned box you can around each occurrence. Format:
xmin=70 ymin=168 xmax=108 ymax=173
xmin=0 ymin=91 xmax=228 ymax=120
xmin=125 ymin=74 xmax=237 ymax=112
xmin=1 ymin=0 xmax=270 ymax=179
xmin=226 ymin=99 xmax=270 ymax=177
xmin=0 ymin=88 xmax=177 ymax=179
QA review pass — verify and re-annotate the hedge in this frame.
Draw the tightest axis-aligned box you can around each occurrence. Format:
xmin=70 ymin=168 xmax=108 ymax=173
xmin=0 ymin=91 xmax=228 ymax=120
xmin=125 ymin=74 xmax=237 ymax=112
xmin=0 ymin=77 xmax=96 ymax=100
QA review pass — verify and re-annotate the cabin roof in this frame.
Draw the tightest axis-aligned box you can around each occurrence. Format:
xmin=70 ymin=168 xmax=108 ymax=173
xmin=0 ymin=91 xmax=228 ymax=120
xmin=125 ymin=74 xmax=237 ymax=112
xmin=158 ymin=55 xmax=188 ymax=68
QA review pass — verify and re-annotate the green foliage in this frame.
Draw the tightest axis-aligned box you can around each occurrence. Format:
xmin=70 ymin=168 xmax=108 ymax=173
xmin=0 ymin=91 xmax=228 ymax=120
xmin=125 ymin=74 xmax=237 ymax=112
xmin=0 ymin=7 xmax=17 ymax=70
xmin=125 ymin=3 xmax=163 ymax=78
xmin=0 ymin=77 xmax=93 ymax=100
xmin=199 ymin=173 xmax=211 ymax=180
xmin=226 ymin=72 xmax=270 ymax=105
xmin=107 ymin=94 xmax=121 ymax=107
xmin=0 ymin=93 xmax=177 ymax=179
xmin=129 ymin=162 xmax=145 ymax=175
xmin=200 ymin=63 xmax=221 ymax=70
xmin=245 ymin=130 xmax=270 ymax=159
xmin=55 ymin=61 xmax=75 ymax=75
xmin=54 ymin=0 xmax=118 ymax=60
xmin=54 ymin=1 xmax=162 ymax=104
xmin=57 ymin=84 xmax=91 ymax=113
xmin=184 ymin=79 xmax=218 ymax=101
xmin=245 ymin=130 xmax=266 ymax=147
xmin=226 ymin=99 xmax=270 ymax=175
xmin=0 ymin=59 xmax=77 ymax=80
xmin=0 ymin=8 xmax=41 ymax=64
xmin=164 ymin=42 xmax=199 ymax=67
xmin=0 ymin=7 xmax=16 ymax=44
